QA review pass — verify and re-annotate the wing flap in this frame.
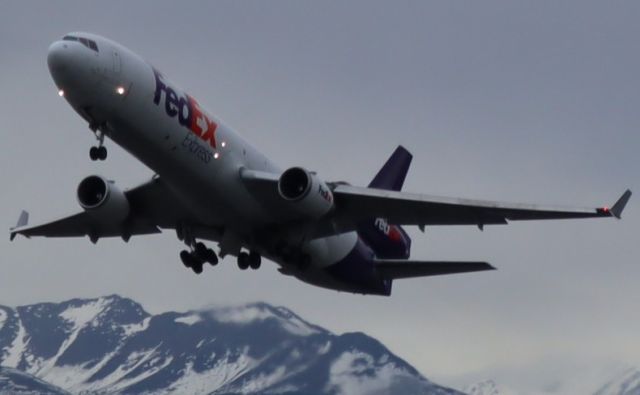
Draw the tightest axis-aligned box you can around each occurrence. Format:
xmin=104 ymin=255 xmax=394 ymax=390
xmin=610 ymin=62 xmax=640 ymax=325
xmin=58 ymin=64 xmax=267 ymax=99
xmin=375 ymin=259 xmax=496 ymax=279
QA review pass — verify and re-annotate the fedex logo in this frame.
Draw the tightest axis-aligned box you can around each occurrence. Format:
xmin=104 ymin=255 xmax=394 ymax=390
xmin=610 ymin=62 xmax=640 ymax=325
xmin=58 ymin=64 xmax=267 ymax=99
xmin=318 ymin=185 xmax=333 ymax=203
xmin=374 ymin=218 xmax=402 ymax=242
xmin=153 ymin=69 xmax=217 ymax=149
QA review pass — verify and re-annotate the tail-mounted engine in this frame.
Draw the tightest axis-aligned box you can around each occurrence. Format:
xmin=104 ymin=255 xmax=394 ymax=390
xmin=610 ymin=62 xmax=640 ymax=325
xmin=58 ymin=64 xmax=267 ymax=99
xmin=278 ymin=167 xmax=334 ymax=219
xmin=77 ymin=175 xmax=130 ymax=223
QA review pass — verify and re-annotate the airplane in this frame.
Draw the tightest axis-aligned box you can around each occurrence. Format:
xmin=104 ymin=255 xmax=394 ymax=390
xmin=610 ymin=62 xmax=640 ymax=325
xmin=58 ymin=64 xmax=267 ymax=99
xmin=10 ymin=32 xmax=631 ymax=296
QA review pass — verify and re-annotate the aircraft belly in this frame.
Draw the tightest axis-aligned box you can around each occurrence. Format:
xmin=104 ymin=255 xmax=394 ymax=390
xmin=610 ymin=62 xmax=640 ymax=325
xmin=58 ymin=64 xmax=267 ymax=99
xmin=305 ymin=232 xmax=358 ymax=269
xmin=285 ymin=232 xmax=390 ymax=295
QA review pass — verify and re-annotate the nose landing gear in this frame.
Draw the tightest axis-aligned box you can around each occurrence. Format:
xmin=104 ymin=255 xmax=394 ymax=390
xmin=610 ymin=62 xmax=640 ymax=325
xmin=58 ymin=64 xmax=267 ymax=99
xmin=89 ymin=146 xmax=107 ymax=161
xmin=89 ymin=124 xmax=107 ymax=161
xmin=237 ymin=251 xmax=261 ymax=270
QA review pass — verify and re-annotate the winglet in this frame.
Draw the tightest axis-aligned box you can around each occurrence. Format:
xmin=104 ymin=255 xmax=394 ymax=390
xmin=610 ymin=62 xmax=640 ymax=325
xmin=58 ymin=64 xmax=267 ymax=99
xmin=9 ymin=210 xmax=29 ymax=241
xmin=610 ymin=190 xmax=632 ymax=219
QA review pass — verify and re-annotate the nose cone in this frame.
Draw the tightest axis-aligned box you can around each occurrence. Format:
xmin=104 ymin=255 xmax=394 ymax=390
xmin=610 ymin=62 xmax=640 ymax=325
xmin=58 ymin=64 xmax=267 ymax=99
xmin=47 ymin=41 xmax=73 ymax=77
xmin=47 ymin=39 xmax=98 ymax=93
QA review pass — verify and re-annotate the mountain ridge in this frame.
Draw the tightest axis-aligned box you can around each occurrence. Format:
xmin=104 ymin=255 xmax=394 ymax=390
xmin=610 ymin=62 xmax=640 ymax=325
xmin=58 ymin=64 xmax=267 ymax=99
xmin=0 ymin=295 xmax=462 ymax=395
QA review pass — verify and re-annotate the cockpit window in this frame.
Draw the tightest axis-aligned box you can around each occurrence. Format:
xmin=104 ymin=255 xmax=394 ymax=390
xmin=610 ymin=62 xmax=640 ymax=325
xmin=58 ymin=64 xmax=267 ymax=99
xmin=63 ymin=35 xmax=99 ymax=53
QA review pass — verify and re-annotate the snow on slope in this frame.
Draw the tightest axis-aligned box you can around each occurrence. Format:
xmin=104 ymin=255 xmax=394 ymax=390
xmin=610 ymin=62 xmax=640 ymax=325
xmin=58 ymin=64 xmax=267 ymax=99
xmin=211 ymin=304 xmax=323 ymax=336
xmin=164 ymin=350 xmax=256 ymax=395
xmin=327 ymin=350 xmax=431 ymax=395
xmin=0 ymin=309 xmax=6 ymax=331
xmin=0 ymin=366 xmax=70 ymax=394
xmin=2 ymin=312 xmax=26 ymax=368
xmin=174 ymin=314 xmax=202 ymax=326
xmin=464 ymin=379 xmax=519 ymax=395
xmin=59 ymin=298 xmax=109 ymax=330
xmin=462 ymin=365 xmax=640 ymax=395
xmin=595 ymin=368 xmax=640 ymax=395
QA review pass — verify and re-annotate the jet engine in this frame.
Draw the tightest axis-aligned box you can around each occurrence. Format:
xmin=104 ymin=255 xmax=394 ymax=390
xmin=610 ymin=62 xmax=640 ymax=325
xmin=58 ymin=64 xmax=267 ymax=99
xmin=77 ymin=175 xmax=130 ymax=223
xmin=278 ymin=167 xmax=334 ymax=218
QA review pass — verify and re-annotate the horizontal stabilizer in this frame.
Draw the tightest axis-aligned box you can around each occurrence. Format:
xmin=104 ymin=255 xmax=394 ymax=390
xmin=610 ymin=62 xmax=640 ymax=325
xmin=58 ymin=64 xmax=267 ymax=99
xmin=375 ymin=259 xmax=495 ymax=279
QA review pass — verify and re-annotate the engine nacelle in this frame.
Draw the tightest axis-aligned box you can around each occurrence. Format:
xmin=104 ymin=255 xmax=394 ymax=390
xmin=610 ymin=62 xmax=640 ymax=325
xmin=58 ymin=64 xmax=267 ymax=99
xmin=77 ymin=175 xmax=130 ymax=223
xmin=278 ymin=167 xmax=334 ymax=218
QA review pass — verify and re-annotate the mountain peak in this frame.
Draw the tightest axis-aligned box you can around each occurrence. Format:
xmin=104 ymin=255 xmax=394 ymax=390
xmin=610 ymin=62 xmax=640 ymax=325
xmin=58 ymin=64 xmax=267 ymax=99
xmin=201 ymin=302 xmax=328 ymax=337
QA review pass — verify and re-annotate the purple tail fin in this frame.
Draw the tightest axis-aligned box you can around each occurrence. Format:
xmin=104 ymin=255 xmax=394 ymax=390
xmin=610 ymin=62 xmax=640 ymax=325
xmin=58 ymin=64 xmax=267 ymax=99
xmin=359 ymin=146 xmax=413 ymax=259
xmin=368 ymin=145 xmax=413 ymax=191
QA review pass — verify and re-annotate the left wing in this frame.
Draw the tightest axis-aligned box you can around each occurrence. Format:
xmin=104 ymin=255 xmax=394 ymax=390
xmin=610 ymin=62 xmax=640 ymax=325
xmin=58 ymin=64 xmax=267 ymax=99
xmin=240 ymin=169 xmax=631 ymax=235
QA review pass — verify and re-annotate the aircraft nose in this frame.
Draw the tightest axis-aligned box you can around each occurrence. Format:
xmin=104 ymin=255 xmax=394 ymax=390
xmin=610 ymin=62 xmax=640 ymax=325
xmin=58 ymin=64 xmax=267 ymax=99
xmin=47 ymin=38 xmax=100 ymax=98
xmin=47 ymin=41 xmax=72 ymax=75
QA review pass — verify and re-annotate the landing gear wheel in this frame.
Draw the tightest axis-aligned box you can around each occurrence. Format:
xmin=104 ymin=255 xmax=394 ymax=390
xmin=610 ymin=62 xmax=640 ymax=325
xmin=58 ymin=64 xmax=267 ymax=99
xmin=249 ymin=252 xmax=261 ymax=270
xmin=89 ymin=146 xmax=107 ymax=161
xmin=194 ymin=242 xmax=218 ymax=266
xmin=206 ymin=249 xmax=218 ymax=266
xmin=191 ymin=261 xmax=204 ymax=274
xmin=97 ymin=146 xmax=107 ymax=160
xmin=180 ymin=250 xmax=194 ymax=268
xmin=180 ymin=250 xmax=204 ymax=274
xmin=89 ymin=146 xmax=99 ymax=161
xmin=194 ymin=242 xmax=208 ymax=257
xmin=237 ymin=252 xmax=250 ymax=270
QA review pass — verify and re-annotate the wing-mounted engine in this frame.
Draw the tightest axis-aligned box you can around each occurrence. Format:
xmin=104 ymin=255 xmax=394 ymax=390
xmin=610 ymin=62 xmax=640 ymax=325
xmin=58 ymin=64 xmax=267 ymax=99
xmin=278 ymin=167 xmax=334 ymax=218
xmin=77 ymin=175 xmax=130 ymax=223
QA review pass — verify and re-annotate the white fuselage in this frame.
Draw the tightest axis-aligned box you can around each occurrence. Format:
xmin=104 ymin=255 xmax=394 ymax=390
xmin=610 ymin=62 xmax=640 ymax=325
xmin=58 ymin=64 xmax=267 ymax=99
xmin=48 ymin=33 xmax=366 ymax=291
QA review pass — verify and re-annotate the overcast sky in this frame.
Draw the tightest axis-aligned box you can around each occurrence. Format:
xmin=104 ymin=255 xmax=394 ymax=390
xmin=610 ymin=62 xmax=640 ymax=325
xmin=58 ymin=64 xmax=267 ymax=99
xmin=0 ymin=1 xmax=638 ymax=393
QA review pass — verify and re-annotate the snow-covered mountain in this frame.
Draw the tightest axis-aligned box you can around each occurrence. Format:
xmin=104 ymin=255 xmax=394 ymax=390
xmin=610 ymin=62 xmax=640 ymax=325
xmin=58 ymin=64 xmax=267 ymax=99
xmin=463 ymin=380 xmax=517 ymax=395
xmin=464 ymin=367 xmax=640 ymax=395
xmin=0 ymin=366 xmax=69 ymax=394
xmin=0 ymin=295 xmax=462 ymax=394
xmin=595 ymin=368 xmax=640 ymax=395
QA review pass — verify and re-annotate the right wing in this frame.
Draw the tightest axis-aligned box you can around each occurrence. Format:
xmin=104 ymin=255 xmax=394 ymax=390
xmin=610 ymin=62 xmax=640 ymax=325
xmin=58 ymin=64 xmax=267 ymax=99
xmin=10 ymin=176 xmax=197 ymax=242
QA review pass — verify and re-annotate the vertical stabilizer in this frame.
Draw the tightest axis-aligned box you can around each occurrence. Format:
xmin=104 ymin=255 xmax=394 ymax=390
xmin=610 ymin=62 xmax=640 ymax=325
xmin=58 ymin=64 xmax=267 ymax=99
xmin=368 ymin=145 xmax=413 ymax=191
xmin=359 ymin=146 xmax=413 ymax=259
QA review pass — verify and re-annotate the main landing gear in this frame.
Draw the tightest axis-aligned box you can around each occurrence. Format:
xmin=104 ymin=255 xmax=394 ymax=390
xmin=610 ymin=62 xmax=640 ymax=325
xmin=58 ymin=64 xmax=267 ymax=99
xmin=180 ymin=246 xmax=262 ymax=274
xmin=175 ymin=224 xmax=262 ymax=274
xmin=89 ymin=125 xmax=107 ymax=161
xmin=180 ymin=242 xmax=218 ymax=274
